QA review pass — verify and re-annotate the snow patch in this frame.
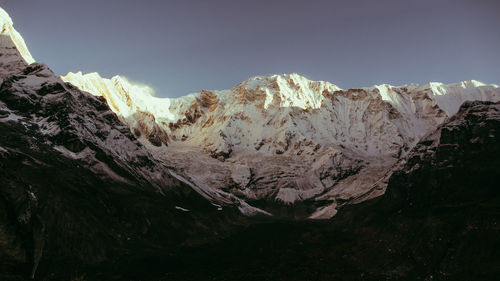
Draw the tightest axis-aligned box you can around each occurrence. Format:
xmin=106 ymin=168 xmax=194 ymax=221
xmin=0 ymin=112 xmax=23 ymax=122
xmin=309 ymin=204 xmax=338 ymax=220
xmin=54 ymin=146 xmax=94 ymax=160
xmin=175 ymin=206 xmax=190 ymax=212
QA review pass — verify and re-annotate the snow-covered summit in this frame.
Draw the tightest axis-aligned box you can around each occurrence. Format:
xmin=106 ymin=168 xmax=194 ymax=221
xmin=0 ymin=7 xmax=34 ymax=78
xmin=63 ymin=72 xmax=166 ymax=118
xmin=232 ymin=73 xmax=342 ymax=110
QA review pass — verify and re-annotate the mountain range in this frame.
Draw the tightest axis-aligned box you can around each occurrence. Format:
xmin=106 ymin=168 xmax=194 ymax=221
xmin=60 ymin=52 xmax=500 ymax=219
xmin=1 ymin=7 xmax=499 ymax=280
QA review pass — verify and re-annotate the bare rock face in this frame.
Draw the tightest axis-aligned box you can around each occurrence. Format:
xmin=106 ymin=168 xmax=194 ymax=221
xmin=199 ymin=89 xmax=218 ymax=111
xmin=386 ymin=100 xmax=500 ymax=207
xmin=133 ymin=110 xmax=169 ymax=146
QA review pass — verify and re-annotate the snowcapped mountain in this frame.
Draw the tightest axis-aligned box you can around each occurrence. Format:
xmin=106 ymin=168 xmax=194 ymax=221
xmin=1 ymin=5 xmax=500 ymax=219
xmin=61 ymin=70 xmax=500 ymax=218
xmin=1 ymin=6 xmax=500 ymax=280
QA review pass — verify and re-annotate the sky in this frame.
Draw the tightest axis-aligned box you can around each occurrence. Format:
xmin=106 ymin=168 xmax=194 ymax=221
xmin=1 ymin=0 xmax=499 ymax=98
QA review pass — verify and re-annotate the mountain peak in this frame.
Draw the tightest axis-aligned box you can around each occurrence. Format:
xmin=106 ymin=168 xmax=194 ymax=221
xmin=239 ymin=73 xmax=341 ymax=91
xmin=229 ymin=73 xmax=341 ymax=111
xmin=0 ymin=7 xmax=13 ymax=26
xmin=0 ymin=7 xmax=35 ymax=82
xmin=0 ymin=7 xmax=35 ymax=67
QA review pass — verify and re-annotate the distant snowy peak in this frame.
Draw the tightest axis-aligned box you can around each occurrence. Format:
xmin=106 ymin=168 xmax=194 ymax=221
xmin=62 ymin=72 xmax=160 ymax=116
xmin=371 ymin=80 xmax=499 ymax=116
xmin=0 ymin=8 xmax=35 ymax=78
xmin=62 ymin=71 xmax=174 ymax=146
xmin=232 ymin=73 xmax=342 ymax=110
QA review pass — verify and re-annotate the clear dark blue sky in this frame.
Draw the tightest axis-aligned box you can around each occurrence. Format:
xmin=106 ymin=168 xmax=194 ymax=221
xmin=2 ymin=0 xmax=499 ymax=97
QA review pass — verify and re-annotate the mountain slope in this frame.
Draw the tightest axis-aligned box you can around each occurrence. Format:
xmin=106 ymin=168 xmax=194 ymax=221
xmin=62 ymin=71 xmax=500 ymax=218
xmin=0 ymin=61 xmax=262 ymax=279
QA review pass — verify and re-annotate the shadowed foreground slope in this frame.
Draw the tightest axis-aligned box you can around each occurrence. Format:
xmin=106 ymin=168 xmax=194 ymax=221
xmin=0 ymin=64 xmax=246 ymax=281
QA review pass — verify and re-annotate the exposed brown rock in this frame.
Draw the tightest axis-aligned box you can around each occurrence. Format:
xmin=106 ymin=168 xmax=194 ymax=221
xmin=199 ymin=90 xmax=218 ymax=111
xmin=134 ymin=111 xmax=169 ymax=146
